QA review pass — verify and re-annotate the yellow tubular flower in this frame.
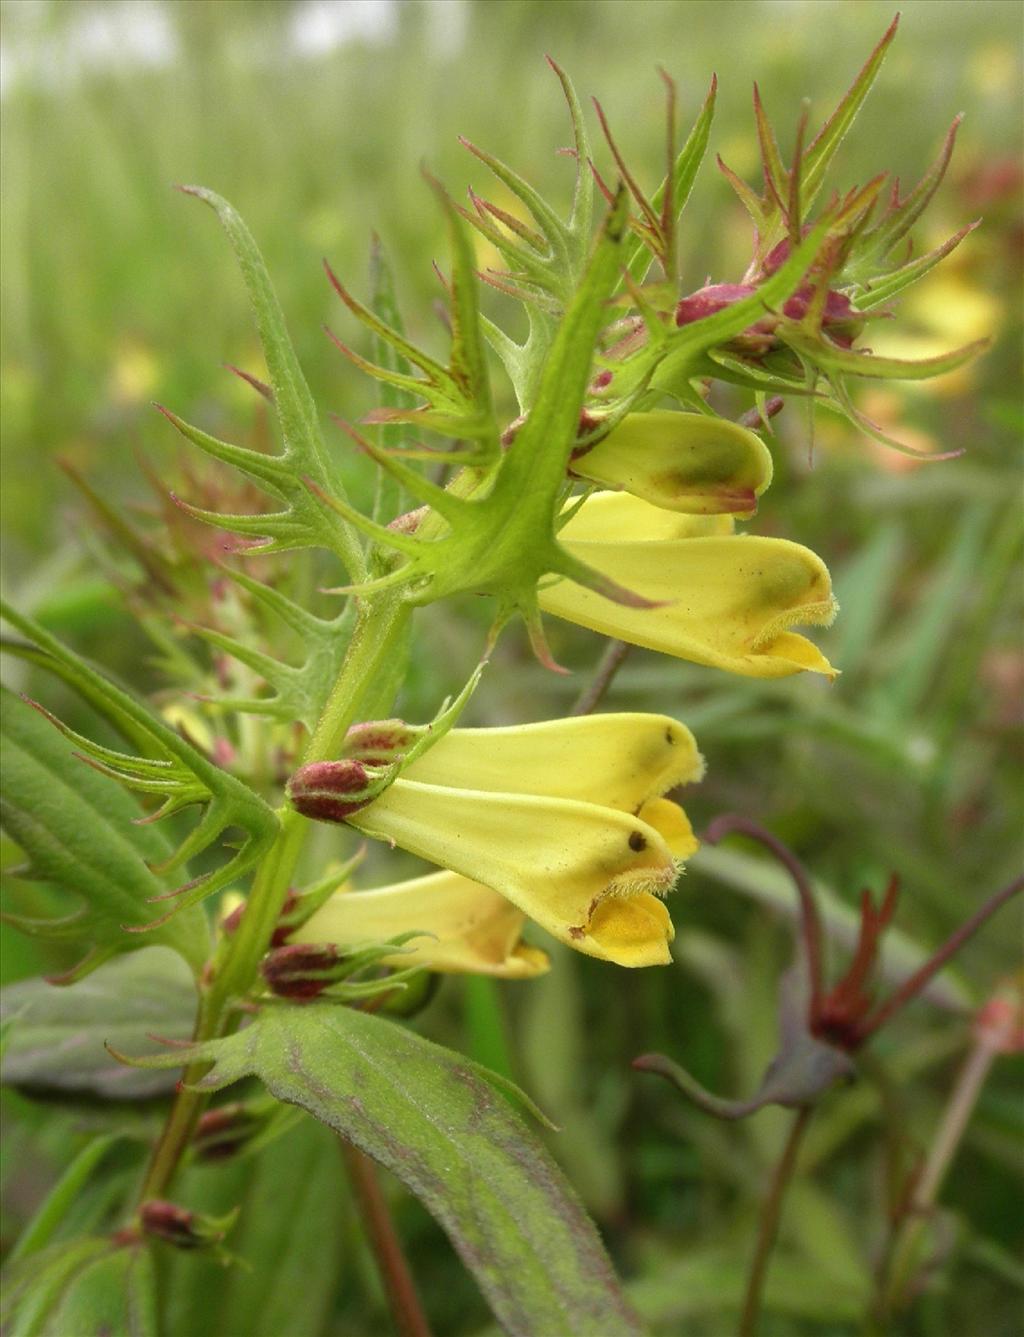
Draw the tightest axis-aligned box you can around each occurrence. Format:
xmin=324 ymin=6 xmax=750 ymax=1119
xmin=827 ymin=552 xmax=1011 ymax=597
xmin=288 ymin=714 xmax=703 ymax=967
xmin=571 ymin=410 xmax=773 ymax=517
xmin=292 ymin=869 xmax=550 ymax=979
xmin=543 ymin=492 xmax=838 ymax=678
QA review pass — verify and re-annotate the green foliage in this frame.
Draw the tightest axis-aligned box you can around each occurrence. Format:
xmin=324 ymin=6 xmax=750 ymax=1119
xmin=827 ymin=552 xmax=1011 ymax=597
xmin=1 ymin=949 xmax=197 ymax=1098
xmin=0 ymin=690 xmax=210 ymax=976
xmin=1 ymin=1237 xmax=157 ymax=1337
xmin=1 ymin=606 xmax=278 ymax=928
xmin=123 ymin=1002 xmax=645 ymax=1337
xmin=1 ymin=4 xmax=1021 ymax=1335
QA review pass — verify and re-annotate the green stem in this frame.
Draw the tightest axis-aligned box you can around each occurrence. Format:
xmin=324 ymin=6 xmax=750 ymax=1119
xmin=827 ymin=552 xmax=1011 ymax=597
xmin=138 ymin=594 xmax=411 ymax=1204
xmin=738 ymin=1107 xmax=812 ymax=1337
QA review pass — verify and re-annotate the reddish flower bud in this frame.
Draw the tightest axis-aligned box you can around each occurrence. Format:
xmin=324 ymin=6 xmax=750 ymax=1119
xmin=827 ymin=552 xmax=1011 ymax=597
xmin=193 ymin=1102 xmax=261 ymax=1161
xmin=287 ymin=759 xmax=375 ymax=823
xmin=261 ymin=941 xmax=343 ymax=1000
xmin=675 ymin=282 xmax=759 ymax=327
xmin=222 ymin=888 xmax=301 ymax=945
xmin=140 ymin=1200 xmax=202 ymax=1249
xmin=343 ymin=719 xmax=417 ymax=766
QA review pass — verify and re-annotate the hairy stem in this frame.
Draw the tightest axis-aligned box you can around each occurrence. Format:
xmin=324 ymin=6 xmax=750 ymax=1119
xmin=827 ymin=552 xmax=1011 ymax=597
xmin=738 ymin=1107 xmax=812 ymax=1337
xmin=341 ymin=1141 xmax=434 ymax=1337
xmin=138 ymin=594 xmax=411 ymax=1204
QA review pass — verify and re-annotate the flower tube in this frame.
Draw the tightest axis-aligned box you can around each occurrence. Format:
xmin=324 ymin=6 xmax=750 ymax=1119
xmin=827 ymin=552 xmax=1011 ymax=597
xmin=542 ymin=491 xmax=837 ymax=678
xmin=292 ymin=869 xmax=550 ymax=979
xmin=571 ymin=410 xmax=773 ymax=517
xmin=288 ymin=713 xmax=703 ymax=966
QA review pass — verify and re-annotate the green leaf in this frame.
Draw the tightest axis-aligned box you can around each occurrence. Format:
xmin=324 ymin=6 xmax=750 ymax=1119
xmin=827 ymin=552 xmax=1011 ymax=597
xmin=163 ymin=1116 xmax=347 ymax=1337
xmin=178 ymin=186 xmax=365 ymax=579
xmin=126 ymin=1004 xmax=645 ymax=1337
xmin=1 ymin=1237 xmax=157 ymax=1337
xmin=868 ymin=503 xmax=991 ymax=723
xmin=626 ymin=1248 xmax=866 ymax=1328
xmin=0 ymin=606 xmax=278 ymax=928
xmin=799 ymin=13 xmax=899 ymax=212
xmin=2 ymin=949 xmax=197 ymax=1098
xmin=625 ymin=74 xmax=717 ymax=285
xmin=0 ymin=691 xmax=210 ymax=976
xmin=7 ymin=1136 xmax=118 ymax=1264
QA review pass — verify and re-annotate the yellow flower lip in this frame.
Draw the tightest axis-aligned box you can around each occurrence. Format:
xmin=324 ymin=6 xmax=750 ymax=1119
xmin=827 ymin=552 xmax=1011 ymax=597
xmin=544 ymin=492 xmax=838 ymax=679
xmin=293 ymin=869 xmax=550 ymax=980
xmin=571 ymin=410 xmax=774 ymax=518
xmin=289 ymin=713 xmax=705 ymax=968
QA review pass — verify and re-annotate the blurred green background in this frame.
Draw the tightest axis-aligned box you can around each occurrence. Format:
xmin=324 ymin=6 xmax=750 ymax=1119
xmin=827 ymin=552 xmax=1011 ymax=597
xmin=2 ymin=1 xmax=1022 ymax=1334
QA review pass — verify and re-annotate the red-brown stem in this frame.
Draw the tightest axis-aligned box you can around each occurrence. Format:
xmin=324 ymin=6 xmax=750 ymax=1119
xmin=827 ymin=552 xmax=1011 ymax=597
xmin=856 ymin=875 xmax=1024 ymax=1044
xmin=341 ymin=1141 xmax=433 ymax=1337
xmin=738 ymin=1107 xmax=812 ymax=1337
xmin=704 ymin=816 xmax=826 ymax=1022
xmin=570 ymin=639 xmax=631 ymax=716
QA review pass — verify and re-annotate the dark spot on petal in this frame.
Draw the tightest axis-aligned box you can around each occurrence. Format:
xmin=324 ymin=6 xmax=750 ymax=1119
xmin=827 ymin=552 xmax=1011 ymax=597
xmin=629 ymin=831 xmax=647 ymax=852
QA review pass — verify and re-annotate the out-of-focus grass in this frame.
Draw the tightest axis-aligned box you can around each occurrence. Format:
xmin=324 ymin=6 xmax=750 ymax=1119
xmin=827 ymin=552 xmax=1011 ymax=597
xmin=1 ymin=2 xmax=1022 ymax=1335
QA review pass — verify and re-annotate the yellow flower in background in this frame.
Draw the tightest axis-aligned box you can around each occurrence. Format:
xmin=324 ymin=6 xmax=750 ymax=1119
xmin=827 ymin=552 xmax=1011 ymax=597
xmin=292 ymin=869 xmax=550 ymax=979
xmin=288 ymin=713 xmax=704 ymax=967
xmin=542 ymin=491 xmax=837 ymax=678
xmin=571 ymin=410 xmax=773 ymax=517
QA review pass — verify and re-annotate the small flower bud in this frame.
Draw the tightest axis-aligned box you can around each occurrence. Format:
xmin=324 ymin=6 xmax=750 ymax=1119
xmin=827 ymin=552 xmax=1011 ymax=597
xmin=287 ymin=759 xmax=377 ymax=822
xmin=192 ymin=1102 xmax=262 ymax=1161
xmin=139 ymin=1201 xmax=202 ymax=1249
xmin=675 ymin=282 xmax=758 ymax=326
xmin=343 ymin=719 xmax=417 ymax=765
xmin=140 ymin=1200 xmax=238 ymax=1254
xmin=261 ymin=942 xmax=343 ymax=1000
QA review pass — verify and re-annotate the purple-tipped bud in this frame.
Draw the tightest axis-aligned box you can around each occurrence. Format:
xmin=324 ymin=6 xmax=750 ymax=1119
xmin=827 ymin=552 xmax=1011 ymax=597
xmin=140 ymin=1201 xmax=202 ymax=1249
xmin=222 ymin=888 xmax=301 ymax=945
xmin=343 ymin=719 xmax=417 ymax=765
xmin=675 ymin=283 xmax=758 ymax=327
xmin=193 ymin=1103 xmax=261 ymax=1161
xmin=261 ymin=942 xmax=343 ymax=1000
xmin=287 ymin=759 xmax=376 ymax=823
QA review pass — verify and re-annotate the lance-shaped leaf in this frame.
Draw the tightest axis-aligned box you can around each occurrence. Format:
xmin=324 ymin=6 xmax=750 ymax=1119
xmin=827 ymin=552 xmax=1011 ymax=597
xmin=720 ymin=16 xmax=899 ymax=259
xmin=165 ymin=188 xmax=364 ymax=576
xmin=1 ymin=949 xmax=198 ymax=1096
xmin=1 ymin=604 xmax=278 ymax=928
xmin=114 ymin=1004 xmax=645 ymax=1337
xmin=593 ymin=71 xmax=716 ymax=288
xmin=854 ymin=221 xmax=979 ymax=311
xmin=1 ymin=1238 xmax=158 ymax=1337
xmin=847 ymin=116 xmax=965 ymax=281
xmin=314 ymin=189 xmax=635 ymax=668
xmin=186 ymin=565 xmax=353 ymax=730
xmin=1 ymin=691 xmax=209 ymax=980
xmin=367 ymin=236 xmax=415 ymax=525
xmin=329 ymin=181 xmax=499 ymax=455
